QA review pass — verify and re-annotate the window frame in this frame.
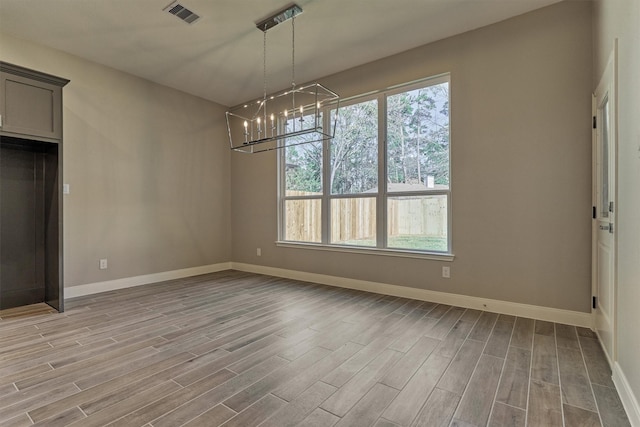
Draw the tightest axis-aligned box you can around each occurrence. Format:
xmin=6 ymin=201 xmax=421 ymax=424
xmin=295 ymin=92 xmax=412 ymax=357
xmin=278 ymin=73 xmax=453 ymax=259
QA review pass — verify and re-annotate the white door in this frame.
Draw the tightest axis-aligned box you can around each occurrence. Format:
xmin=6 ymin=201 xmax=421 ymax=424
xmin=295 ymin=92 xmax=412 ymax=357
xmin=593 ymin=43 xmax=617 ymax=365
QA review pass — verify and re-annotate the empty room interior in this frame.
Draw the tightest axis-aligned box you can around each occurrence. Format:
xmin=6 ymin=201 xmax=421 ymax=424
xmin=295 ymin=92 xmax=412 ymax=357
xmin=0 ymin=0 xmax=638 ymax=426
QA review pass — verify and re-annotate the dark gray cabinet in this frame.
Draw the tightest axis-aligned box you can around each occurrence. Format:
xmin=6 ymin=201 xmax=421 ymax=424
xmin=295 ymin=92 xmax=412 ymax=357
xmin=1 ymin=63 xmax=66 ymax=142
xmin=0 ymin=62 xmax=69 ymax=312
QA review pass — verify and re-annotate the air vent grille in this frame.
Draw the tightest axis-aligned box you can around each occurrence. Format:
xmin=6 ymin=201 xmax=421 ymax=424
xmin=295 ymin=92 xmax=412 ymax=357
xmin=164 ymin=2 xmax=200 ymax=24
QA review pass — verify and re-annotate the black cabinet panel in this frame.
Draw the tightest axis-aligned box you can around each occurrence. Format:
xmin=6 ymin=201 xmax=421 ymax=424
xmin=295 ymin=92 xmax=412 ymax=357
xmin=0 ymin=142 xmax=46 ymax=309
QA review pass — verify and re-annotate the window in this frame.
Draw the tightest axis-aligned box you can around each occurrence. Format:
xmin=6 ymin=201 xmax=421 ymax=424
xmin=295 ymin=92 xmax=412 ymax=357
xmin=330 ymin=99 xmax=378 ymax=247
xmin=280 ymin=74 xmax=451 ymax=255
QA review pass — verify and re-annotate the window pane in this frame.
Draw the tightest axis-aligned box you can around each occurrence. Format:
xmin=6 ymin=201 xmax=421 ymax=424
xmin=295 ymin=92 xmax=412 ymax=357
xmin=284 ymin=199 xmax=321 ymax=242
xmin=387 ymin=195 xmax=448 ymax=252
xmin=331 ymin=197 xmax=376 ymax=246
xmin=285 ymin=139 xmax=322 ymax=197
xmin=330 ymin=100 xmax=378 ymax=194
xmin=387 ymin=82 xmax=449 ymax=192
xmin=285 ymin=110 xmax=322 ymax=134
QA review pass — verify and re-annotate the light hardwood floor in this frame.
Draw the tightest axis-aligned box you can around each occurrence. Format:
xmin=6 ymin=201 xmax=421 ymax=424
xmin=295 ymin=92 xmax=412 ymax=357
xmin=0 ymin=270 xmax=631 ymax=426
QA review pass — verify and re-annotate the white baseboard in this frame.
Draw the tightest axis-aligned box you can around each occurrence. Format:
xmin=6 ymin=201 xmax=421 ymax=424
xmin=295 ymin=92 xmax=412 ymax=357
xmin=230 ymin=262 xmax=592 ymax=328
xmin=613 ymin=362 xmax=640 ymax=427
xmin=65 ymin=260 xmax=592 ymax=328
xmin=65 ymin=262 xmax=232 ymax=299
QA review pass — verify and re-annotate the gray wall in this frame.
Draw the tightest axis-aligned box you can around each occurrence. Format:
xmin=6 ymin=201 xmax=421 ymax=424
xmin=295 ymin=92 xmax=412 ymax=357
xmin=594 ymin=0 xmax=640 ymax=414
xmin=0 ymin=32 xmax=232 ymax=287
xmin=231 ymin=1 xmax=594 ymax=312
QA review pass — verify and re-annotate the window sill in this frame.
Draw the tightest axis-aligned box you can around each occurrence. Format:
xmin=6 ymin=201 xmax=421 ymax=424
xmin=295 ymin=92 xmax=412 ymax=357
xmin=275 ymin=241 xmax=455 ymax=261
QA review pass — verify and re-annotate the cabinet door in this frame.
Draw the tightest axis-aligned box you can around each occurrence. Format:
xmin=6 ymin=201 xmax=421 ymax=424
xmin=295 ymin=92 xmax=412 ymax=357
xmin=1 ymin=73 xmax=62 ymax=141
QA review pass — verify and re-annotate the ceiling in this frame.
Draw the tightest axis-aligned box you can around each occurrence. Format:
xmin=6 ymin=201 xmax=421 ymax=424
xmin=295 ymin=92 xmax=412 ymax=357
xmin=0 ymin=0 xmax=562 ymax=107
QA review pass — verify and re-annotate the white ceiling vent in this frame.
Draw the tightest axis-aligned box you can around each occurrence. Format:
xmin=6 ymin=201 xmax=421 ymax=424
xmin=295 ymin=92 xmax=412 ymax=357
xmin=163 ymin=1 xmax=200 ymax=24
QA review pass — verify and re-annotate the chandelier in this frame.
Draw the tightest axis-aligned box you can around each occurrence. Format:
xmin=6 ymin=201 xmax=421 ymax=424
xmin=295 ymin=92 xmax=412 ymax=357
xmin=226 ymin=4 xmax=340 ymax=153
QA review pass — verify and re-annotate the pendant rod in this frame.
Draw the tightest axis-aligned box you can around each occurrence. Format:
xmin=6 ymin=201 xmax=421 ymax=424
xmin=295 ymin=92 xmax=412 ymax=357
xmin=263 ymin=25 xmax=267 ymax=102
xmin=291 ymin=15 xmax=296 ymax=88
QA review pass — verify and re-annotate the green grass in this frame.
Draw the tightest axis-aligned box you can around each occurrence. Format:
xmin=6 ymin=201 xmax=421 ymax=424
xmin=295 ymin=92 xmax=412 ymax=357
xmin=338 ymin=235 xmax=447 ymax=252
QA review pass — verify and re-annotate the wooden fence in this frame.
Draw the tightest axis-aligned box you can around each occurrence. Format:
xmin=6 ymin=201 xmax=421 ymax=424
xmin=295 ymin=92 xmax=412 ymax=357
xmin=285 ymin=192 xmax=447 ymax=243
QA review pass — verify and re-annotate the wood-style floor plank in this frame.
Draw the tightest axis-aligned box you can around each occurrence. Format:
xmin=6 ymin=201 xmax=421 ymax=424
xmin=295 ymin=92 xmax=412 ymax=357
xmin=527 ymin=380 xmax=563 ymax=427
xmin=382 ymin=352 xmax=451 ymax=425
xmin=0 ymin=270 xmax=630 ymax=427
xmin=452 ymin=355 xmax=504 ymax=426
xmin=181 ymin=405 xmax=236 ymax=427
xmin=320 ymin=349 xmax=401 ymax=417
xmin=374 ymin=419 xmax=401 ymax=427
xmin=435 ymin=320 xmax=475 ymax=359
xmin=260 ymin=381 xmax=336 ymax=427
xmin=592 ymin=383 xmax=632 ymax=427
xmin=411 ymin=387 xmax=459 ymax=427
xmin=495 ymin=346 xmax=531 ymax=409
xmin=437 ymin=339 xmax=484 ymax=395
xmin=424 ymin=307 xmax=465 ymax=340
xmin=31 ymin=407 xmax=85 ymax=427
xmin=534 ymin=320 xmax=554 ymax=336
xmin=298 ymin=408 xmax=340 ymax=426
xmin=106 ymin=368 xmax=237 ymax=427
xmin=273 ymin=342 xmax=362 ymax=402
xmin=321 ymin=335 xmax=396 ymax=388
xmin=488 ymin=402 xmax=526 ymax=427
xmin=1 ymin=413 xmax=33 ymax=427
xmin=555 ymin=324 xmax=580 ymax=350
xmin=70 ymin=381 xmax=182 ymax=427
xmin=484 ymin=319 xmax=514 ymax=359
xmin=510 ymin=317 xmax=534 ymax=350
xmin=0 ymin=304 xmax=56 ymax=320
xmin=379 ymin=336 xmax=439 ymax=390
xmin=220 ymin=394 xmax=286 ymax=427
xmin=388 ymin=315 xmax=439 ymax=353
xmin=557 ymin=347 xmax=597 ymax=411
xmin=25 ymin=351 xmax=194 ymax=421
xmin=531 ymin=333 xmax=559 ymax=385
xmin=151 ymin=355 xmax=287 ymax=427
xmin=468 ymin=311 xmax=498 ymax=342
xmin=223 ymin=347 xmax=331 ymax=413
xmin=334 ymin=383 xmax=398 ymax=427
xmin=562 ymin=404 xmax=601 ymax=427
xmin=578 ymin=336 xmax=615 ymax=388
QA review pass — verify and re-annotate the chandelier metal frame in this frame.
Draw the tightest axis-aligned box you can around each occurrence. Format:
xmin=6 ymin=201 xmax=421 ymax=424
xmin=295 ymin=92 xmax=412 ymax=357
xmin=225 ymin=4 xmax=340 ymax=153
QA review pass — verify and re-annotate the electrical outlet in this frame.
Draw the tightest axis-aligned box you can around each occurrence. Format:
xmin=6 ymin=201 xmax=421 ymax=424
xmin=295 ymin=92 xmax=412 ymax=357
xmin=257 ymin=248 xmax=261 ymax=256
xmin=63 ymin=184 xmax=70 ymax=194
xmin=99 ymin=259 xmax=108 ymax=270
xmin=442 ymin=266 xmax=450 ymax=278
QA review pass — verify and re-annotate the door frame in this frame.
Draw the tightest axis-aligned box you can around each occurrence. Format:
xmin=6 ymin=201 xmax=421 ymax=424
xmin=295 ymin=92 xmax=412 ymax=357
xmin=591 ymin=40 xmax=618 ymax=366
